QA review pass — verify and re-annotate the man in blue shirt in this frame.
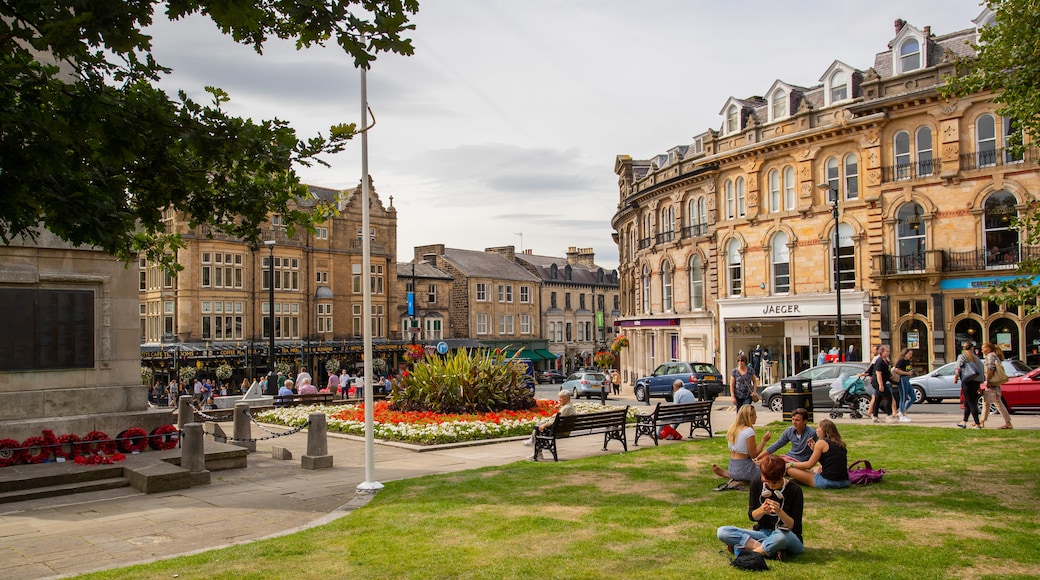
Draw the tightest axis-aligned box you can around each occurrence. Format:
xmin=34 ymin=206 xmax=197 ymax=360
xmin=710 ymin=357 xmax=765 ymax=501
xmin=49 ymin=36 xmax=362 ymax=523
xmin=660 ymin=380 xmax=695 ymax=440
xmin=757 ymin=408 xmax=816 ymax=462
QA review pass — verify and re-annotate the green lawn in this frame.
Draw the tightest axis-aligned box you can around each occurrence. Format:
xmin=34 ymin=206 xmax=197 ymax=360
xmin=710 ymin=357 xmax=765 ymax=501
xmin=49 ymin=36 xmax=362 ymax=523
xmin=78 ymin=423 xmax=1040 ymax=579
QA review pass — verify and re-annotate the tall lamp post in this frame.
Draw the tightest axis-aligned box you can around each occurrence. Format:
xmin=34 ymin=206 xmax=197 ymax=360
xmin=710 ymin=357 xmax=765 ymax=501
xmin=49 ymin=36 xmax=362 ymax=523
xmin=817 ymin=183 xmax=843 ymax=359
xmin=264 ymin=239 xmax=276 ymax=395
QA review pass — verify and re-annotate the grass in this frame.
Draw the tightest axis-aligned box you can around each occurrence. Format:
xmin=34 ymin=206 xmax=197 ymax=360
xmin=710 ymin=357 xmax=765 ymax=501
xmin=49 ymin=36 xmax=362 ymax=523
xmin=77 ymin=423 xmax=1040 ymax=579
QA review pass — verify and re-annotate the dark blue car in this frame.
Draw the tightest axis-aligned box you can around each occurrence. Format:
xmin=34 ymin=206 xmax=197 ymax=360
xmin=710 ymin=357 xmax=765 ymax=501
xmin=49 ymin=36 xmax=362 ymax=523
xmin=634 ymin=362 xmax=724 ymax=405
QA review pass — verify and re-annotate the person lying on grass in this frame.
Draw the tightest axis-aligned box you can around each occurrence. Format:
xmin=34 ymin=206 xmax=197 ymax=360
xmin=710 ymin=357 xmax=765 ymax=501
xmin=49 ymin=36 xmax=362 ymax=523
xmin=718 ymin=454 xmax=804 ymax=559
xmin=783 ymin=419 xmax=850 ymax=489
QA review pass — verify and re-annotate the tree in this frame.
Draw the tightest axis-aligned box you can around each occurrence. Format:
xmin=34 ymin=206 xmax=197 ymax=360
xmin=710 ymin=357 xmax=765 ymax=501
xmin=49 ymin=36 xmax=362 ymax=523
xmin=941 ymin=0 xmax=1040 ymax=311
xmin=0 ymin=0 xmax=418 ymax=268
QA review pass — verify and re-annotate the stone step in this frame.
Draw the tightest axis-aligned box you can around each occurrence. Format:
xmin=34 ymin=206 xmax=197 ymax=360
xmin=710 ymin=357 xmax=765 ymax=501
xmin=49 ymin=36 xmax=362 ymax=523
xmin=0 ymin=476 xmax=130 ymax=504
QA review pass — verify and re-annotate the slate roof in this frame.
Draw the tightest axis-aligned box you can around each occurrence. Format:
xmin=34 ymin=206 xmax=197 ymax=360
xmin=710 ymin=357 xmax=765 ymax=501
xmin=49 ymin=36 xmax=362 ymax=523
xmin=396 ymin=261 xmax=453 ymax=280
xmin=513 ymin=253 xmax=619 ymax=287
xmin=872 ymin=26 xmax=975 ymax=78
xmin=441 ymin=248 xmax=541 ymax=282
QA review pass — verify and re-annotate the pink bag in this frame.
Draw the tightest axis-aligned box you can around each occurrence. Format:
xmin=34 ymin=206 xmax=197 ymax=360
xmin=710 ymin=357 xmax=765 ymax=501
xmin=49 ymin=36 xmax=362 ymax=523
xmin=848 ymin=459 xmax=885 ymax=484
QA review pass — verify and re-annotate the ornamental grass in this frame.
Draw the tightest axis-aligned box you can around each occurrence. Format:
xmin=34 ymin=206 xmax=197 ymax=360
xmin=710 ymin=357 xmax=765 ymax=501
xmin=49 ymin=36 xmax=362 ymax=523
xmin=78 ymin=423 xmax=1040 ymax=579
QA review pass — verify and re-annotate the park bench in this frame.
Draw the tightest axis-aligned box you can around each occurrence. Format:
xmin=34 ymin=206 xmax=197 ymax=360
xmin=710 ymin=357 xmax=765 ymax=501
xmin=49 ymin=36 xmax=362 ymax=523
xmin=533 ymin=406 xmax=629 ymax=462
xmin=633 ymin=400 xmax=713 ymax=446
xmin=273 ymin=393 xmax=335 ymax=407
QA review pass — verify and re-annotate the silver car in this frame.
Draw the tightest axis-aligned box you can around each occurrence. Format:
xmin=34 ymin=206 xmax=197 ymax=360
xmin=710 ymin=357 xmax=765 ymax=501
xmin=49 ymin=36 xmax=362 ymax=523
xmin=760 ymin=363 xmax=869 ymax=413
xmin=562 ymin=371 xmax=609 ymax=400
xmin=908 ymin=359 xmax=1031 ymax=404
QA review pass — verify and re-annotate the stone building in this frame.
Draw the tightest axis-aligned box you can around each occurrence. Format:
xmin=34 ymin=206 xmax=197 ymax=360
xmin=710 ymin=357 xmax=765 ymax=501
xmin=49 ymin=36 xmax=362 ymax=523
xmin=394 ymin=258 xmax=454 ymax=343
xmin=139 ymin=181 xmax=404 ymax=387
xmin=612 ymin=7 xmax=1040 ymax=384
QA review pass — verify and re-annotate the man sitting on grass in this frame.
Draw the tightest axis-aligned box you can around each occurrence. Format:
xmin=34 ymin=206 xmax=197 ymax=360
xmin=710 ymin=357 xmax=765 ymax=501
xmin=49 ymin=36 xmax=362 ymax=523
xmin=523 ymin=390 xmax=576 ymax=460
xmin=756 ymin=408 xmax=815 ymax=463
xmin=717 ymin=454 xmax=804 ymax=560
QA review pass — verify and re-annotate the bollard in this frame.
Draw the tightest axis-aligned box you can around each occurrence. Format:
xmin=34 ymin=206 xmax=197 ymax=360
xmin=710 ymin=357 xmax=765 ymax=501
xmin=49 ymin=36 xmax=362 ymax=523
xmin=233 ymin=402 xmax=256 ymax=452
xmin=181 ymin=422 xmax=211 ymax=485
xmin=301 ymin=412 xmax=333 ymax=470
xmin=178 ymin=395 xmax=194 ymax=431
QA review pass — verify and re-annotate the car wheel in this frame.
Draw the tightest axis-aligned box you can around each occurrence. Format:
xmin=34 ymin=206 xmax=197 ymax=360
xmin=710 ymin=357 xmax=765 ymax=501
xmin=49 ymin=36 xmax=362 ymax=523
xmin=977 ymin=394 xmax=989 ymax=415
xmin=913 ymin=386 xmax=926 ymax=405
xmin=634 ymin=384 xmax=647 ymax=403
xmin=768 ymin=395 xmax=783 ymax=413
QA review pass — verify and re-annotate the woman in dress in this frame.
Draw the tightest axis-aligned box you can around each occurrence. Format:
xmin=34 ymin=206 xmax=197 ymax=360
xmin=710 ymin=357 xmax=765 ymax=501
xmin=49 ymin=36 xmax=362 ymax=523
xmin=730 ymin=354 xmax=759 ymax=410
xmin=712 ymin=404 xmax=771 ymax=490
xmin=784 ymin=419 xmax=849 ymax=489
xmin=955 ymin=341 xmax=983 ymax=429
xmin=980 ymin=342 xmax=1013 ymax=429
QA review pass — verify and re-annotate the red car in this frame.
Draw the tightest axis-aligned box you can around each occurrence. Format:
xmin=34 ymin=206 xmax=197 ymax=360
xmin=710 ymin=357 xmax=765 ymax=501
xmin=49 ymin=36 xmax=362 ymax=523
xmin=969 ymin=368 xmax=1040 ymax=414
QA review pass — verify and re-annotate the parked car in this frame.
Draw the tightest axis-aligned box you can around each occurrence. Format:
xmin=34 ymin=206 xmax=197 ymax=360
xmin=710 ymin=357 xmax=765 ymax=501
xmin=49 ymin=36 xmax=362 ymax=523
xmin=760 ymin=362 xmax=869 ymax=414
xmin=968 ymin=366 xmax=1040 ymax=415
xmin=537 ymin=370 xmax=567 ymax=384
xmin=909 ymin=359 xmax=1031 ymax=404
xmin=562 ymin=371 xmax=609 ymax=400
xmin=633 ymin=362 xmax=724 ymax=405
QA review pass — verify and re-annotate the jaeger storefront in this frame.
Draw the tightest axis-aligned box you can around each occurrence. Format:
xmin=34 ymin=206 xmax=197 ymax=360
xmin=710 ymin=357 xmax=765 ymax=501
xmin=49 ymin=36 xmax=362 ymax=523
xmin=717 ymin=292 xmax=870 ymax=381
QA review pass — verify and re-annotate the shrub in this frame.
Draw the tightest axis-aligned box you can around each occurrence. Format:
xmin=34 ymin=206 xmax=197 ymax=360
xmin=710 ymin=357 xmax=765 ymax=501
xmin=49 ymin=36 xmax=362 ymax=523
xmin=392 ymin=349 xmax=535 ymax=414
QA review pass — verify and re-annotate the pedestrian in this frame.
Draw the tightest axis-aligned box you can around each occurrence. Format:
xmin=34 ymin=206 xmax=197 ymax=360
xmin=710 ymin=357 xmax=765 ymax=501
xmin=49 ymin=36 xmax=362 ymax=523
xmin=955 ymin=341 xmax=983 ymax=429
xmin=870 ymin=345 xmax=896 ymax=423
xmin=980 ymin=342 xmax=1013 ymax=429
xmin=730 ymin=354 xmax=758 ymax=410
xmin=891 ymin=348 xmax=915 ymax=422
xmin=328 ymin=370 xmax=340 ymax=397
xmin=610 ymin=368 xmax=621 ymax=395
xmin=296 ymin=366 xmax=312 ymax=386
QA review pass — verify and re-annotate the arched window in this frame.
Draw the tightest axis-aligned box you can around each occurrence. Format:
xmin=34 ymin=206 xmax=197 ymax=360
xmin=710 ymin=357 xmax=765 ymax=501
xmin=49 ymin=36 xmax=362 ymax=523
xmin=726 ymin=105 xmax=739 ymax=134
xmin=783 ymin=166 xmax=796 ymax=210
xmin=736 ymin=177 xmax=746 ymax=217
xmin=896 ymin=203 xmax=926 ymax=271
xmin=641 ymin=264 xmax=651 ymax=314
xmin=976 ymin=114 xmax=997 ymax=167
xmin=768 ymin=169 xmax=780 ymax=213
xmin=689 ymin=255 xmax=704 ymax=310
xmin=916 ymin=126 xmax=934 ymax=176
xmin=661 ymin=262 xmax=673 ymax=312
xmin=988 ymin=317 xmax=1020 ymax=360
xmin=825 ymin=157 xmax=840 ymax=202
xmin=550 ymin=263 xmax=558 ymax=280
xmin=894 ymin=130 xmax=911 ymax=180
xmin=830 ymin=70 xmax=848 ymax=102
xmin=660 ymin=205 xmax=674 ymax=242
xmin=726 ymin=239 xmax=743 ymax=297
xmin=835 ymin=223 xmax=855 ymax=290
xmin=844 ymin=154 xmax=859 ymax=200
xmin=697 ymin=197 xmax=708 ymax=233
xmin=984 ymin=191 xmax=1019 ymax=268
xmin=771 ymin=89 xmax=787 ymax=121
xmin=771 ymin=232 xmax=790 ymax=294
xmin=900 ymin=39 xmax=921 ymax=72
xmin=725 ymin=179 xmax=735 ymax=219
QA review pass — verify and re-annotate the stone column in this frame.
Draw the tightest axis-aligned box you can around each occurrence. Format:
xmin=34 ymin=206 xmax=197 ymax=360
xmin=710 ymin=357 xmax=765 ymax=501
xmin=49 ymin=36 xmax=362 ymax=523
xmin=301 ymin=412 xmax=333 ymax=470
xmin=233 ymin=401 xmax=256 ymax=452
xmin=178 ymin=395 xmax=194 ymax=431
xmin=181 ymin=422 xmax=211 ymax=485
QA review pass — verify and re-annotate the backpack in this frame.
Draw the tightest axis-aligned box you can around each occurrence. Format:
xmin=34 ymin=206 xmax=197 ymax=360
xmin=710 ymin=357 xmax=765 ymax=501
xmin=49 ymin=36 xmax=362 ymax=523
xmin=848 ymin=460 xmax=884 ymax=485
xmin=730 ymin=550 xmax=769 ymax=571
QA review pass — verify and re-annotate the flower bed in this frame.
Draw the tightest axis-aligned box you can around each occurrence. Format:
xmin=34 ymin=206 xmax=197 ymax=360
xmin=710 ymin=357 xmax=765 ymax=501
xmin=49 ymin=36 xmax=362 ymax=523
xmin=253 ymin=400 xmax=640 ymax=445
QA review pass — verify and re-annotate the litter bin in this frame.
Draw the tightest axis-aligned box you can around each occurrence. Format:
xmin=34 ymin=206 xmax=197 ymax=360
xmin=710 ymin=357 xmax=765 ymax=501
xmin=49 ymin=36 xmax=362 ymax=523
xmin=780 ymin=377 xmax=813 ymax=422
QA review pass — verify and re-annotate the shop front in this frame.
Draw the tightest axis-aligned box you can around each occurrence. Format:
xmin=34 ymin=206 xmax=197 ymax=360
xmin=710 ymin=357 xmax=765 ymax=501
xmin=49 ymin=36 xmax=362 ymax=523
xmin=717 ymin=292 xmax=870 ymax=383
xmin=938 ymin=275 xmax=1040 ymax=366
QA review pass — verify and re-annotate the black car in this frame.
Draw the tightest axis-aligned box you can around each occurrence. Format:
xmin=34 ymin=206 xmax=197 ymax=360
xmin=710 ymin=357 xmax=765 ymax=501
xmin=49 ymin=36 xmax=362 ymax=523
xmin=538 ymin=370 xmax=567 ymax=384
xmin=634 ymin=362 xmax=725 ymax=405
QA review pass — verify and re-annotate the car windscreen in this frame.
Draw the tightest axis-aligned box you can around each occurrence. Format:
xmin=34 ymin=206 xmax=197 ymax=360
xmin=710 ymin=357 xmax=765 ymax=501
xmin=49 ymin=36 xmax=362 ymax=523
xmin=691 ymin=364 xmax=721 ymax=375
xmin=586 ymin=373 xmax=607 ymax=382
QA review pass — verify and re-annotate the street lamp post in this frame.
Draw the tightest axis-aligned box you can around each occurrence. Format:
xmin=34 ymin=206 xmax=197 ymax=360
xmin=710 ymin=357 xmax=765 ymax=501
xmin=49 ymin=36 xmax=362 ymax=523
xmin=817 ymin=183 xmax=844 ymax=359
xmin=264 ymin=239 xmax=276 ymax=395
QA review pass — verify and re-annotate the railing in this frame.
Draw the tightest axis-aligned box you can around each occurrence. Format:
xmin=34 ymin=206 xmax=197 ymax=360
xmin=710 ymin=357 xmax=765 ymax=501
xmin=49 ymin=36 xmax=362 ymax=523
xmin=880 ymin=158 xmax=940 ymax=182
xmin=682 ymin=223 xmax=708 ymax=239
xmin=942 ymin=245 xmax=1040 ymax=272
xmin=348 ymin=238 xmax=388 ymax=254
xmin=637 ymin=237 xmax=652 ymax=250
xmin=959 ymin=146 xmax=1038 ymax=171
xmin=655 ymin=230 xmax=676 ymax=245
xmin=876 ymin=252 xmax=926 ymax=275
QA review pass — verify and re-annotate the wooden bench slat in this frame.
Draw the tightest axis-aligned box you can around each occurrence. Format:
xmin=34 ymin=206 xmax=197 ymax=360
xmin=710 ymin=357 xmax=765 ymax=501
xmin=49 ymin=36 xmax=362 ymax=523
xmin=533 ymin=406 xmax=629 ymax=462
xmin=634 ymin=400 xmax=713 ymax=446
xmin=273 ymin=393 xmax=335 ymax=407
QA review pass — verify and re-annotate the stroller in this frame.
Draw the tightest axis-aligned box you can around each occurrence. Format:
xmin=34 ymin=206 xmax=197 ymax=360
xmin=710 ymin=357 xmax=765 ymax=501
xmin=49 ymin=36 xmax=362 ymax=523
xmin=828 ymin=374 xmax=869 ymax=419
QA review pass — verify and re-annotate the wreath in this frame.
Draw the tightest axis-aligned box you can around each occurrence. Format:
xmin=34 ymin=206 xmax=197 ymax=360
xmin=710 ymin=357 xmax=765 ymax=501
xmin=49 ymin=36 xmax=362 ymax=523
xmin=117 ymin=428 xmax=149 ymax=453
xmin=21 ymin=436 xmax=51 ymax=464
xmin=79 ymin=430 xmax=116 ymax=457
xmin=75 ymin=453 xmax=126 ymax=465
xmin=53 ymin=434 xmax=82 ymax=461
xmin=149 ymin=424 xmax=180 ymax=450
xmin=0 ymin=438 xmax=24 ymax=467
xmin=215 ymin=363 xmax=233 ymax=380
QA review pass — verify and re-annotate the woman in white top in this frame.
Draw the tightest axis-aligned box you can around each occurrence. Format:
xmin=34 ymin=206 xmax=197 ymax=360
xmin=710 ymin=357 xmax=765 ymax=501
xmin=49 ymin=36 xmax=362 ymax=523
xmin=712 ymin=404 xmax=771 ymax=489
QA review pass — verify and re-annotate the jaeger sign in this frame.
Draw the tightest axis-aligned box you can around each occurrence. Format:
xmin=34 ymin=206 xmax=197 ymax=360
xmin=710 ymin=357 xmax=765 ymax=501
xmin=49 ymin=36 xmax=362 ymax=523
xmin=762 ymin=304 xmax=801 ymax=315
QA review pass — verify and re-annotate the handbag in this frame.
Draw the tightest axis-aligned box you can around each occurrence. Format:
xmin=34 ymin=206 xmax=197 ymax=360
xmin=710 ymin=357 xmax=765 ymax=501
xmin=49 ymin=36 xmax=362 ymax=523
xmin=751 ymin=391 xmax=762 ymax=403
xmin=848 ymin=459 xmax=885 ymax=484
xmin=959 ymin=357 xmax=982 ymax=382
xmin=990 ymin=360 xmax=1009 ymax=386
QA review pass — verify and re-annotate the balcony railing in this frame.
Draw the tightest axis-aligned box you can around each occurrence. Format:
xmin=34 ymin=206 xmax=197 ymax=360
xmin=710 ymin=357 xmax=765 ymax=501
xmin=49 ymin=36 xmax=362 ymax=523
xmin=637 ymin=237 xmax=652 ymax=250
xmin=876 ymin=252 xmax=927 ymax=275
xmin=682 ymin=223 xmax=708 ymax=239
xmin=880 ymin=158 xmax=941 ymax=182
xmin=959 ymin=146 xmax=1039 ymax=171
xmin=655 ymin=230 xmax=676 ymax=245
xmin=943 ymin=245 xmax=1040 ymax=272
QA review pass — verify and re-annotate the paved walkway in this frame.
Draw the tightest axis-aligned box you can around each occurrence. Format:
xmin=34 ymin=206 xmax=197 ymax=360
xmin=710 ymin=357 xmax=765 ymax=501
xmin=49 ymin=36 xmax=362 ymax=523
xmin=1 ymin=402 xmax=1035 ymax=579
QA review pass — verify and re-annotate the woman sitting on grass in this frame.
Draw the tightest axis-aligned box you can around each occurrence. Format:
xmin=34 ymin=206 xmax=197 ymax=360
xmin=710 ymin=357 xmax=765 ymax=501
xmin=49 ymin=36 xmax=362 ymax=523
xmin=783 ymin=419 xmax=849 ymax=489
xmin=712 ymin=404 xmax=771 ymax=490
xmin=718 ymin=454 xmax=804 ymax=559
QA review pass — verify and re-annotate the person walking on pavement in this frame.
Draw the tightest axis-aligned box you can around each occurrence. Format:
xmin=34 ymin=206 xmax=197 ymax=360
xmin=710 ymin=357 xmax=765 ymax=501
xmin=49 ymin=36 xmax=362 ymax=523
xmin=891 ymin=348 xmax=915 ymax=422
xmin=980 ymin=342 xmax=1013 ymax=430
xmin=955 ymin=341 xmax=984 ymax=429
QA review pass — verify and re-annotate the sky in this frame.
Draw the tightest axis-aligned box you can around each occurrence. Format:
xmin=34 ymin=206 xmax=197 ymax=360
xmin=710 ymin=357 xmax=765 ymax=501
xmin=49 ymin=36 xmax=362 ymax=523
xmin=147 ymin=0 xmax=987 ymax=271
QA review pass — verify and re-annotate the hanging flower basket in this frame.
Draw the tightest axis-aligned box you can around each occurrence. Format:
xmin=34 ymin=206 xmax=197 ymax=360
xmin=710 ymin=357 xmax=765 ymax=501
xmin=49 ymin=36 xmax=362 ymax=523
xmin=593 ymin=350 xmax=615 ymax=368
xmin=179 ymin=366 xmax=196 ymax=382
xmin=611 ymin=334 xmax=630 ymax=353
xmin=275 ymin=361 xmax=291 ymax=376
xmin=141 ymin=366 xmax=154 ymax=386
xmin=215 ymin=363 xmax=233 ymax=380
xmin=325 ymin=358 xmax=341 ymax=374
xmin=405 ymin=344 xmax=425 ymax=362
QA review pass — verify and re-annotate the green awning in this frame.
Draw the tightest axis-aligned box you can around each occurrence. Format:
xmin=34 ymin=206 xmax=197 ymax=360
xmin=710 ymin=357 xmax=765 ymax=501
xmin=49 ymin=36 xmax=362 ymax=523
xmin=535 ymin=349 xmax=558 ymax=361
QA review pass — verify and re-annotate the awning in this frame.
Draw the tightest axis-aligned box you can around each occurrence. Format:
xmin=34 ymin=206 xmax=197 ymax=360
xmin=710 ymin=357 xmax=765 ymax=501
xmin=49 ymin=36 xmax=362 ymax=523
xmin=535 ymin=349 xmax=559 ymax=361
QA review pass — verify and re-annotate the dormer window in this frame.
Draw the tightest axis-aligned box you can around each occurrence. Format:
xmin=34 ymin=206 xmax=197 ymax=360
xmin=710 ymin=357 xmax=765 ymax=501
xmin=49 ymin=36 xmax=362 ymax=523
xmin=899 ymin=39 xmax=921 ymax=73
xmin=830 ymin=70 xmax=848 ymax=102
xmin=973 ymin=7 xmax=996 ymax=43
xmin=726 ymin=106 xmax=739 ymax=134
xmin=771 ymin=89 xmax=787 ymax=121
